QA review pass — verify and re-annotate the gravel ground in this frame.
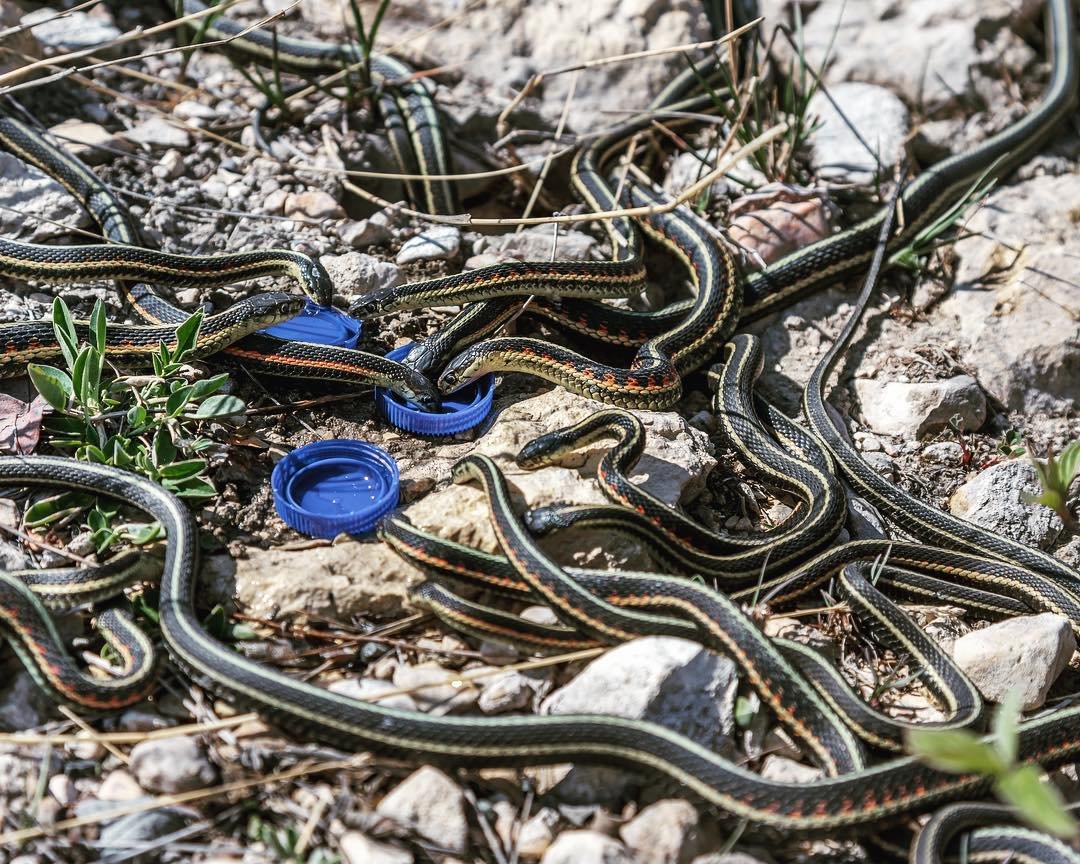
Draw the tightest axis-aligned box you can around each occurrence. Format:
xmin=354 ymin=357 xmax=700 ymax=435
xmin=1 ymin=1 xmax=1080 ymax=863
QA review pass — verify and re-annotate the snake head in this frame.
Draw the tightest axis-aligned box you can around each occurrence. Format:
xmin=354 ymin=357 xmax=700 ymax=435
xmin=437 ymin=349 xmax=487 ymax=395
xmin=298 ymin=257 xmax=335 ymax=307
xmin=347 ymin=285 xmax=399 ymax=319
xmin=402 ymin=339 xmax=441 ymax=375
xmin=243 ymin=292 xmax=306 ymax=332
xmin=388 ymin=362 xmax=441 ymax=410
xmin=523 ymin=503 xmax=575 ymax=535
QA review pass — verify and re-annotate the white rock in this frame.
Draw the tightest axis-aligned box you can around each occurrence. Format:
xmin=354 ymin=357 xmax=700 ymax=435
xmin=48 ymin=773 xmax=75 ymax=807
xmin=202 ymin=540 xmax=422 ymax=621
xmin=853 ymin=375 xmax=986 ymax=439
xmin=172 ymin=100 xmax=219 ymax=123
xmin=620 ymin=799 xmax=705 ymax=864
xmin=98 ymin=770 xmax=143 ymax=801
xmin=540 ymin=637 xmax=736 ymax=801
xmin=49 ymin=119 xmax=130 ymax=165
xmin=20 ymin=8 xmax=120 ymax=50
xmin=284 ymin=190 xmax=345 ymax=220
xmin=789 ymin=0 xmax=1028 ymax=111
xmin=937 ymin=173 xmax=1080 ymax=412
xmin=517 ymin=807 xmax=561 ymax=859
xmin=691 ymin=855 xmax=770 ymax=864
xmin=0 ymin=153 xmax=91 ymax=241
xmin=759 ymin=755 xmax=823 ymax=783
xmin=301 ymin=0 xmax=708 ymax=133
xmin=949 ymin=460 xmax=1061 ymax=550
xmin=541 ymin=830 xmax=634 ymax=864
xmin=396 ymin=226 xmax=462 ymax=265
xmin=129 ymin=736 xmax=216 ymax=794
xmin=339 ymin=831 xmax=413 ymax=864
xmin=477 ymin=227 xmax=600 ymax=262
xmin=807 ymin=83 xmax=909 ymax=185
xmin=339 ymin=215 xmax=393 ymax=248
xmin=323 ymin=251 xmax=403 ymax=295
xmin=478 ymin=669 xmax=535 ymax=714
xmin=390 ymin=662 xmax=478 ymax=714
xmin=122 ymin=118 xmax=192 ymax=150
xmin=922 ymin=441 xmax=964 ymax=464
xmin=328 ymin=677 xmax=419 ymax=712
xmin=951 ymin=614 xmax=1075 ymax=710
xmin=375 ymin=766 xmax=468 ymax=856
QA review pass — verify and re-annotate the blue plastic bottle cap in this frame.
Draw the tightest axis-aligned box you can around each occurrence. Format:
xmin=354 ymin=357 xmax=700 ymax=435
xmin=259 ymin=298 xmax=361 ymax=348
xmin=375 ymin=343 xmax=494 ymax=436
xmin=271 ymin=439 xmax=399 ymax=538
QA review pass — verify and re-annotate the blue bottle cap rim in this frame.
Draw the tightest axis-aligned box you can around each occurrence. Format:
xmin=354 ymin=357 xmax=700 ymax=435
xmin=375 ymin=343 xmax=494 ymax=436
xmin=271 ymin=439 xmax=399 ymax=538
xmin=259 ymin=299 xmax=361 ymax=348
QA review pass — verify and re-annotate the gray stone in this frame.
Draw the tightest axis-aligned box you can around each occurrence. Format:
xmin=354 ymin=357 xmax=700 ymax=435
xmin=323 ymin=251 xmax=404 ymax=295
xmin=936 ymin=173 xmax=1080 ymax=412
xmin=620 ymin=799 xmax=706 ymax=864
xmin=476 ymin=227 xmax=600 ymax=263
xmin=0 ymin=671 xmax=55 ymax=729
xmin=204 ymin=539 xmax=422 ymax=621
xmin=284 ymin=190 xmax=345 ymax=220
xmin=129 ymin=735 xmax=217 ymax=794
xmin=121 ymin=118 xmax=192 ymax=150
xmin=541 ymin=830 xmax=634 ymax=864
xmin=477 ymin=669 xmax=536 ymax=714
xmin=787 ymin=0 xmax=1030 ymax=112
xmin=517 ymin=807 xmax=561 ymax=859
xmin=540 ymin=637 xmax=737 ymax=802
xmin=339 ymin=831 xmax=413 ymax=864
xmin=853 ymin=375 xmax=986 ymax=439
xmin=951 ymin=614 xmax=1075 ymax=709
xmin=375 ymin=766 xmax=468 ymax=856
xmin=339 ymin=215 xmax=393 ymax=248
xmin=328 ymin=677 xmax=419 ymax=712
xmin=396 ymin=226 xmax=462 ymax=265
xmin=922 ymin=441 xmax=964 ymax=464
xmin=0 ymin=153 xmax=91 ymax=241
xmin=759 ymin=754 xmax=823 ymax=783
xmin=949 ymin=459 xmax=1062 ymax=550
xmin=20 ymin=8 xmax=120 ymax=50
xmin=390 ymin=662 xmax=478 ymax=714
xmin=807 ymin=82 xmax=909 ymax=185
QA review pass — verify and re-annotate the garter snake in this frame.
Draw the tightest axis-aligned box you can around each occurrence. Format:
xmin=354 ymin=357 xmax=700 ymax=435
xmin=7 ymin=453 xmax=1080 ymax=841
xmin=0 ymin=0 xmax=1077 ymax=857
xmin=0 ymin=116 xmax=441 ymax=406
xmin=348 ymin=0 xmax=1077 ymax=412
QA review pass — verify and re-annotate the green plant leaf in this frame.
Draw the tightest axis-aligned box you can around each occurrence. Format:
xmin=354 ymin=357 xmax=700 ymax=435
xmin=28 ymin=364 xmax=73 ymax=412
xmin=906 ymin=728 xmax=1006 ymax=776
xmin=190 ymin=374 xmax=229 ymax=400
xmin=992 ymin=690 xmax=1022 ymax=767
xmin=165 ymin=385 xmax=196 ymax=417
xmin=72 ymin=345 xmax=91 ymax=407
xmin=995 ymin=764 xmax=1079 ymax=838
xmin=153 ymin=429 xmax=177 ymax=467
xmin=192 ymin=394 xmax=246 ymax=419
xmin=173 ymin=311 xmax=203 ymax=362
xmin=166 ymin=475 xmax=217 ymax=499
xmin=158 ymin=459 xmax=207 ymax=480
xmin=89 ymin=300 xmax=106 ymax=354
xmin=24 ymin=491 xmax=92 ymax=527
xmin=51 ymin=297 xmax=79 ymax=371
xmin=123 ymin=522 xmax=163 ymax=545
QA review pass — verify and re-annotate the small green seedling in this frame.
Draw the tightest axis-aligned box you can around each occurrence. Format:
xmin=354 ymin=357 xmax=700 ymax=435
xmin=1024 ymin=440 xmax=1080 ymax=533
xmin=907 ymin=690 xmax=1078 ymax=838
